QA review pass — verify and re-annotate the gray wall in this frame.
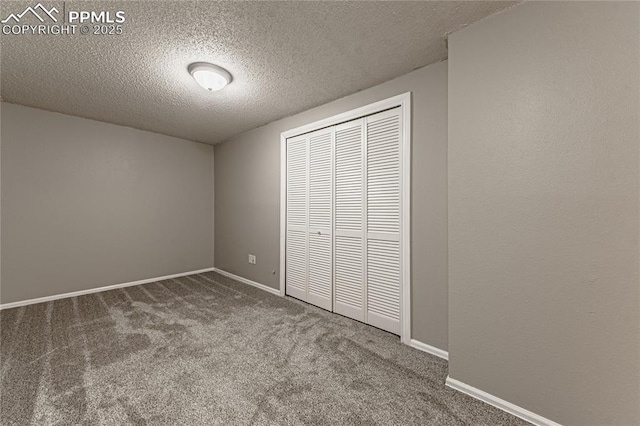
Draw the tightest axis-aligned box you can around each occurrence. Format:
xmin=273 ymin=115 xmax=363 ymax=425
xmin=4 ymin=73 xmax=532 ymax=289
xmin=448 ymin=2 xmax=639 ymax=425
xmin=215 ymin=62 xmax=448 ymax=350
xmin=1 ymin=103 xmax=214 ymax=304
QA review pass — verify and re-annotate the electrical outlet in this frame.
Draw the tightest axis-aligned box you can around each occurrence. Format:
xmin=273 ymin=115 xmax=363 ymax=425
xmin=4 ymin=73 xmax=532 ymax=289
xmin=248 ymin=254 xmax=256 ymax=265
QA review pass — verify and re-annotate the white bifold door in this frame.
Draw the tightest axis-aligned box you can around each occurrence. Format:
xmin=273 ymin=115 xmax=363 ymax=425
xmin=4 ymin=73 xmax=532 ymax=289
xmin=285 ymin=128 xmax=333 ymax=311
xmin=363 ymin=108 xmax=402 ymax=334
xmin=286 ymin=107 xmax=402 ymax=335
xmin=334 ymin=119 xmax=366 ymax=322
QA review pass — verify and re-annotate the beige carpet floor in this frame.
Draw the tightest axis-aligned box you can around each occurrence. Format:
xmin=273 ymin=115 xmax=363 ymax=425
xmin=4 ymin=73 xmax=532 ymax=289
xmin=0 ymin=271 xmax=527 ymax=425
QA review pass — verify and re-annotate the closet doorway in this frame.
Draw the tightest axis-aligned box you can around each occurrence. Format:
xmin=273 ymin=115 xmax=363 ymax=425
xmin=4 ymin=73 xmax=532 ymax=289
xmin=279 ymin=93 xmax=411 ymax=342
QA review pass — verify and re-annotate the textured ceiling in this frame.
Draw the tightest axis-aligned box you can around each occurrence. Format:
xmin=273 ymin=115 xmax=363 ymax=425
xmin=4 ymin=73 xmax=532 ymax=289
xmin=1 ymin=1 xmax=517 ymax=144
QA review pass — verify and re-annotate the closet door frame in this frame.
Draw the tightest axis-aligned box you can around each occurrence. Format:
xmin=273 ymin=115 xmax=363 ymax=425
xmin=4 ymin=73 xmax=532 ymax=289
xmin=280 ymin=92 xmax=411 ymax=345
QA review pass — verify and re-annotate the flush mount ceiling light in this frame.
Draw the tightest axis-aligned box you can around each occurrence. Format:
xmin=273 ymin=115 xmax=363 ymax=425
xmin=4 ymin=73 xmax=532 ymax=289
xmin=188 ymin=62 xmax=232 ymax=92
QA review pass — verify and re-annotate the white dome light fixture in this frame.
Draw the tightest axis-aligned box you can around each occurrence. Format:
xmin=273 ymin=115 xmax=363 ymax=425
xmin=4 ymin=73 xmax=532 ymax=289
xmin=188 ymin=62 xmax=232 ymax=92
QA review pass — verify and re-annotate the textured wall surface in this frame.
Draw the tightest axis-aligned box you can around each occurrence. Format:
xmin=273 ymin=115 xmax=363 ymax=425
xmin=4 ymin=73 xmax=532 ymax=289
xmin=1 ymin=103 xmax=214 ymax=304
xmin=1 ymin=1 xmax=515 ymax=144
xmin=448 ymin=2 xmax=639 ymax=424
xmin=215 ymin=62 xmax=449 ymax=351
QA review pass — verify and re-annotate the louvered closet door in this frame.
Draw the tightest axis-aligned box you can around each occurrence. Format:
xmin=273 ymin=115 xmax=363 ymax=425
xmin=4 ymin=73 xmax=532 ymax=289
xmin=366 ymin=108 xmax=402 ymax=335
xmin=334 ymin=119 xmax=366 ymax=322
xmin=306 ymin=128 xmax=333 ymax=311
xmin=286 ymin=134 xmax=308 ymax=302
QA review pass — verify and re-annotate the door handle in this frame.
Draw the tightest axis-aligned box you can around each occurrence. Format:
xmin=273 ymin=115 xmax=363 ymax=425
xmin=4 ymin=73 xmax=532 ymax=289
xmin=317 ymin=231 xmax=322 ymax=236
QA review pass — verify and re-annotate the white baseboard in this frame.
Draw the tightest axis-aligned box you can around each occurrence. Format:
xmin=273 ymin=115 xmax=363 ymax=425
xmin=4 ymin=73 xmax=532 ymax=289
xmin=0 ymin=267 xmax=215 ymax=310
xmin=445 ymin=377 xmax=562 ymax=426
xmin=213 ymin=268 xmax=281 ymax=296
xmin=409 ymin=339 xmax=449 ymax=360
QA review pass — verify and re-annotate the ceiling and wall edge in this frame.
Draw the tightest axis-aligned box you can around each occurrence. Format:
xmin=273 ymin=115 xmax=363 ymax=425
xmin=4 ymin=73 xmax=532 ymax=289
xmin=1 ymin=1 xmax=519 ymax=145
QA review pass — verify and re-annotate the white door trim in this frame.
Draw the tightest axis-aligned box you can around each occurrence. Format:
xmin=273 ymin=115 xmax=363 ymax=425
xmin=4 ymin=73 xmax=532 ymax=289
xmin=280 ymin=92 xmax=412 ymax=345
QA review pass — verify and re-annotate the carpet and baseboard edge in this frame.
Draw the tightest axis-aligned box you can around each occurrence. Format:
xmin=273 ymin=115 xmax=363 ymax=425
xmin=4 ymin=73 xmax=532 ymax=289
xmin=0 ymin=267 xmax=216 ymax=310
xmin=409 ymin=339 xmax=449 ymax=360
xmin=212 ymin=268 xmax=281 ymax=296
xmin=0 ymin=267 xmax=282 ymax=310
xmin=445 ymin=377 xmax=562 ymax=426
xmin=1 ymin=267 xmax=560 ymax=426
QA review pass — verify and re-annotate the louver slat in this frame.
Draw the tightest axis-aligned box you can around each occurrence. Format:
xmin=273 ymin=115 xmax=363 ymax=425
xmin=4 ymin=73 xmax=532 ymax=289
xmin=307 ymin=128 xmax=333 ymax=311
xmin=367 ymin=113 xmax=400 ymax=235
xmin=366 ymin=108 xmax=401 ymax=335
xmin=334 ymin=235 xmax=364 ymax=321
xmin=286 ymin=229 xmax=307 ymax=301
xmin=309 ymin=132 xmax=332 ymax=231
xmin=334 ymin=120 xmax=365 ymax=322
xmin=308 ymin=232 xmax=331 ymax=310
xmin=286 ymin=135 xmax=308 ymax=301
xmin=335 ymin=123 xmax=363 ymax=233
